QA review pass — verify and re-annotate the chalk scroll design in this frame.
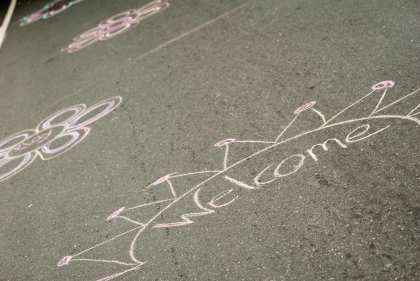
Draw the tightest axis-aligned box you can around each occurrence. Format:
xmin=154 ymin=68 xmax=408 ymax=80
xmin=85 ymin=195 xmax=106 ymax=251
xmin=57 ymin=81 xmax=420 ymax=280
xmin=19 ymin=0 xmax=85 ymax=26
xmin=0 ymin=96 xmax=122 ymax=182
xmin=61 ymin=0 xmax=169 ymax=53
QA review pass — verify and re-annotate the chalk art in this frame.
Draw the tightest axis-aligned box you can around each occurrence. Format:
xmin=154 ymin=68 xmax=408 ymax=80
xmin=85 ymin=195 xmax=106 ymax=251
xmin=61 ymin=0 xmax=169 ymax=53
xmin=58 ymin=81 xmax=420 ymax=280
xmin=19 ymin=0 xmax=85 ymax=26
xmin=0 ymin=97 xmax=122 ymax=182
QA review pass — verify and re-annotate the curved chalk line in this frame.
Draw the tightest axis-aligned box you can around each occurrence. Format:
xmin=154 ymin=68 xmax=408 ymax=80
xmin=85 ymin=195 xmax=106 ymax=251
xmin=59 ymin=81 xmax=420 ymax=280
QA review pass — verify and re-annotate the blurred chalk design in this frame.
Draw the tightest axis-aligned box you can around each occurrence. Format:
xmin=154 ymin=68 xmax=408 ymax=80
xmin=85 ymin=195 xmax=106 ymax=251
xmin=19 ymin=0 xmax=85 ymax=26
xmin=61 ymin=0 xmax=169 ymax=53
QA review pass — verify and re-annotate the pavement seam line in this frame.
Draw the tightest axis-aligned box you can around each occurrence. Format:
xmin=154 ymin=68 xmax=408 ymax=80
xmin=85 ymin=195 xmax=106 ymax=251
xmin=24 ymin=0 xmax=255 ymax=131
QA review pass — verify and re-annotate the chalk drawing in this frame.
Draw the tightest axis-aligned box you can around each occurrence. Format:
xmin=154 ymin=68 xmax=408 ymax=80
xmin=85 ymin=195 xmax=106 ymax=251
xmin=61 ymin=0 xmax=169 ymax=53
xmin=19 ymin=0 xmax=85 ymax=26
xmin=0 ymin=97 xmax=122 ymax=182
xmin=57 ymin=81 xmax=420 ymax=280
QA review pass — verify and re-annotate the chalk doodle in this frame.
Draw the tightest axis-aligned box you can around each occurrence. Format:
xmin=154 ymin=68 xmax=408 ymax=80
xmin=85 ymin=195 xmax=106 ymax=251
xmin=19 ymin=0 xmax=85 ymax=26
xmin=61 ymin=0 xmax=169 ymax=53
xmin=0 ymin=97 xmax=122 ymax=182
xmin=57 ymin=81 xmax=420 ymax=280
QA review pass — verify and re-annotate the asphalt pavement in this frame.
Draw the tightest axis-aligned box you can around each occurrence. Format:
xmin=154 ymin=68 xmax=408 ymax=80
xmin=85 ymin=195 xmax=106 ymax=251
xmin=0 ymin=0 xmax=419 ymax=280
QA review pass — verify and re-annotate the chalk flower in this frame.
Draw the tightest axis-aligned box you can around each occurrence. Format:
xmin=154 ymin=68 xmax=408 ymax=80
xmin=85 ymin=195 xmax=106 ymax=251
xmin=0 ymin=97 xmax=121 ymax=182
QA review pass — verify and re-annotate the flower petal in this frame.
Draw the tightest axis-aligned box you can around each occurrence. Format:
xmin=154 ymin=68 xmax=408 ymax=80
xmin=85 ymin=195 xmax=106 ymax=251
xmin=37 ymin=105 xmax=86 ymax=131
xmin=0 ymin=130 xmax=36 ymax=157
xmin=0 ymin=152 xmax=36 ymax=183
xmin=38 ymin=127 xmax=90 ymax=160
xmin=67 ymin=97 xmax=122 ymax=130
xmin=61 ymin=26 xmax=102 ymax=53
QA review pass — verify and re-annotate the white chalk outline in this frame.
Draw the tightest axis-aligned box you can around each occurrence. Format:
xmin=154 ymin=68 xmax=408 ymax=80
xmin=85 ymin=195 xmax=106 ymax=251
xmin=57 ymin=81 xmax=420 ymax=280
xmin=0 ymin=96 xmax=122 ymax=182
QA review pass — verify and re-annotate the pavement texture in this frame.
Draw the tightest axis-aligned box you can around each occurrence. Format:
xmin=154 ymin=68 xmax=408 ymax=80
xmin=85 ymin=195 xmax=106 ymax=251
xmin=0 ymin=0 xmax=419 ymax=280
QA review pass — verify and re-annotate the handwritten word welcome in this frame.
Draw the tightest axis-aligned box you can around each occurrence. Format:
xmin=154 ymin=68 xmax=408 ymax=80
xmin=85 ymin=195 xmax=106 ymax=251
xmin=58 ymin=81 xmax=420 ymax=280
xmin=224 ymin=123 xmax=389 ymax=190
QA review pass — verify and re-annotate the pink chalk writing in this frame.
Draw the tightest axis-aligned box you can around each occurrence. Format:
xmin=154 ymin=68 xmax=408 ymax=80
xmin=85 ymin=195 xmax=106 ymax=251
xmin=0 ymin=133 xmax=31 ymax=157
xmin=13 ymin=142 xmax=29 ymax=151
xmin=31 ymin=130 xmax=53 ymax=144
xmin=12 ymin=129 xmax=53 ymax=152
xmin=207 ymin=189 xmax=239 ymax=208
xmin=153 ymin=188 xmax=215 ymax=228
xmin=224 ymin=175 xmax=257 ymax=190
xmin=58 ymin=81 xmax=420 ymax=280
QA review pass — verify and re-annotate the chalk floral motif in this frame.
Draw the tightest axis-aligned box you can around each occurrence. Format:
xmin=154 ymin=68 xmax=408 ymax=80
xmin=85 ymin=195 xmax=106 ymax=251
xmin=19 ymin=0 xmax=85 ymax=26
xmin=0 ymin=96 xmax=122 ymax=182
xmin=61 ymin=0 xmax=169 ymax=53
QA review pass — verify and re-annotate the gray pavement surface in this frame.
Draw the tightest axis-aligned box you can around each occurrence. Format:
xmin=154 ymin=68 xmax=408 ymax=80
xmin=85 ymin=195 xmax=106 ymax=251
xmin=0 ymin=0 xmax=419 ymax=280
